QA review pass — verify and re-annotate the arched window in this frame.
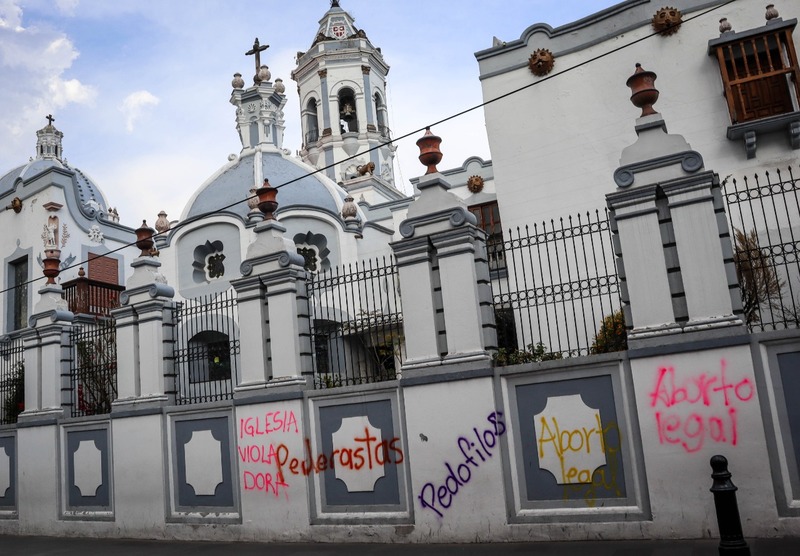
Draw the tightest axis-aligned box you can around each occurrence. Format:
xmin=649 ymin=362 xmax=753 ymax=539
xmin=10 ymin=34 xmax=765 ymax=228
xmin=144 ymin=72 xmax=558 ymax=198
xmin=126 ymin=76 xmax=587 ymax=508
xmin=305 ymin=98 xmax=319 ymax=143
xmin=188 ymin=330 xmax=232 ymax=382
xmin=338 ymin=87 xmax=358 ymax=133
xmin=374 ymin=92 xmax=388 ymax=137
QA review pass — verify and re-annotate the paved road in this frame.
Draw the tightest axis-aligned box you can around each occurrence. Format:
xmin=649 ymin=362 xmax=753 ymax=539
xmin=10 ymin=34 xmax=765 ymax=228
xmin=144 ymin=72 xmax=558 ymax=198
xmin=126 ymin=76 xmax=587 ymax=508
xmin=2 ymin=536 xmax=800 ymax=555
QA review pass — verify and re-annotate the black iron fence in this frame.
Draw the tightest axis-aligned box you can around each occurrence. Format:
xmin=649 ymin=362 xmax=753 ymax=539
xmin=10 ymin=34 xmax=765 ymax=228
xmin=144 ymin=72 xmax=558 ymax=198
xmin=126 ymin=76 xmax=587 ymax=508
xmin=723 ymin=166 xmax=800 ymax=331
xmin=307 ymin=256 xmax=403 ymax=388
xmin=70 ymin=317 xmax=117 ymax=417
xmin=172 ymin=289 xmax=239 ymax=404
xmin=0 ymin=334 xmax=24 ymax=424
xmin=490 ymin=209 xmax=623 ymax=362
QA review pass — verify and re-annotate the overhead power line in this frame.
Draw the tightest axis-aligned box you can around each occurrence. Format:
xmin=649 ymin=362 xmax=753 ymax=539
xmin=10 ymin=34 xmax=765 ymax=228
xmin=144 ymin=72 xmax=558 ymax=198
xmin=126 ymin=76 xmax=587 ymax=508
xmin=0 ymin=0 xmax=736 ymax=296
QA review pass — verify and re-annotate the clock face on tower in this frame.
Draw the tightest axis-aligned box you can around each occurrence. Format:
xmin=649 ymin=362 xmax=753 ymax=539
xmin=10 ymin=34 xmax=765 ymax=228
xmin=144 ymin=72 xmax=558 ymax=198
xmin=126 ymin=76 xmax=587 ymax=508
xmin=332 ymin=24 xmax=346 ymax=38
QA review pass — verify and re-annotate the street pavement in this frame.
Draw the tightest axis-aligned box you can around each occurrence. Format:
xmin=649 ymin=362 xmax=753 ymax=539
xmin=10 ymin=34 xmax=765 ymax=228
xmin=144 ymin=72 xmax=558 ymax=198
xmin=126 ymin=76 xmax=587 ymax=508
xmin=2 ymin=536 xmax=800 ymax=555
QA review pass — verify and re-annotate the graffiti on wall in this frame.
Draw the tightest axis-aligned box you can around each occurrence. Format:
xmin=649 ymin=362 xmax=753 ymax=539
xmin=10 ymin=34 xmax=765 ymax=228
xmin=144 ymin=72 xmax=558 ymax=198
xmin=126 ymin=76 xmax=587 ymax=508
xmin=238 ymin=410 xmax=299 ymax=499
xmin=534 ymin=394 xmax=606 ymax=485
xmin=649 ymin=358 xmax=755 ymax=453
xmin=516 ymin=374 xmax=627 ymax=505
xmin=237 ymin=409 xmax=405 ymax=500
xmin=418 ymin=411 xmax=506 ymax=518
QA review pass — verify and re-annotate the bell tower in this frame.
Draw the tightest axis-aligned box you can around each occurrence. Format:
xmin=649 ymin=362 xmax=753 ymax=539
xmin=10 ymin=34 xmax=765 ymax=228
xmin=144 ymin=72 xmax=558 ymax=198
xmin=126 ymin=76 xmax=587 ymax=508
xmin=292 ymin=1 xmax=402 ymax=203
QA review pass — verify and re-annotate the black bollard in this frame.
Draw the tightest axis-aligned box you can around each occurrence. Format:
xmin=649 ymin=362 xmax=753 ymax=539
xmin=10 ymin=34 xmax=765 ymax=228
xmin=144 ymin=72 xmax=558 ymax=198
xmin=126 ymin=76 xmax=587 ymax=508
xmin=709 ymin=455 xmax=751 ymax=555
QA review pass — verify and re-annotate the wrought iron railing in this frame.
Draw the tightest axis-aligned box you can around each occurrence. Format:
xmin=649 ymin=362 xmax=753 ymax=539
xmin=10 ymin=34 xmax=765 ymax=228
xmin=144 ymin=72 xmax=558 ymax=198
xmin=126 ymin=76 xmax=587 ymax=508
xmin=62 ymin=276 xmax=124 ymax=317
xmin=172 ymin=289 xmax=239 ymax=404
xmin=0 ymin=334 xmax=24 ymax=425
xmin=307 ymin=256 xmax=403 ymax=388
xmin=70 ymin=317 xmax=117 ymax=417
xmin=490 ymin=209 xmax=623 ymax=362
xmin=722 ymin=166 xmax=800 ymax=331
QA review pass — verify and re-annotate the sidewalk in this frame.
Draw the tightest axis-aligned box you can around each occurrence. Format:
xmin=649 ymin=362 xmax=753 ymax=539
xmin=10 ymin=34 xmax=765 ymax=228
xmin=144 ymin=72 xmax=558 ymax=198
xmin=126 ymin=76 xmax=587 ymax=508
xmin=2 ymin=536 xmax=800 ymax=556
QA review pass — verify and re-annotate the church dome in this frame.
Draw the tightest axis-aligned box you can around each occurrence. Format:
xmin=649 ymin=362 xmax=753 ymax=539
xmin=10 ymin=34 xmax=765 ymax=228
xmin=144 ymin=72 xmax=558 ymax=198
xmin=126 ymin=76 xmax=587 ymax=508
xmin=182 ymin=149 xmax=348 ymax=222
xmin=0 ymin=118 xmax=110 ymax=218
xmin=181 ymin=46 xmax=357 ymax=225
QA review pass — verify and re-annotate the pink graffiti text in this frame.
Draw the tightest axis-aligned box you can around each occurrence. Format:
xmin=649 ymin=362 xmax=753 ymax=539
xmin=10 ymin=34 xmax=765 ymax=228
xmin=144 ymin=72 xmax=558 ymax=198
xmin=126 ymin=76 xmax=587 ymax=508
xmin=649 ymin=359 xmax=754 ymax=453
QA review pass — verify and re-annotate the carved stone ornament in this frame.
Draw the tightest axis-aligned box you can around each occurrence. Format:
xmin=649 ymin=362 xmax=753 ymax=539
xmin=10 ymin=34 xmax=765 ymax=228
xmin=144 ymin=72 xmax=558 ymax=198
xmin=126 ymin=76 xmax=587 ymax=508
xmin=528 ymin=48 xmax=555 ymax=77
xmin=652 ymin=6 xmax=682 ymax=36
xmin=6 ymin=197 xmax=22 ymax=213
xmin=765 ymin=4 xmax=779 ymax=21
xmin=155 ymin=211 xmax=170 ymax=233
xmin=467 ymin=175 xmax=485 ymax=194
xmin=231 ymin=72 xmax=245 ymax=89
xmin=356 ymin=161 xmax=375 ymax=176
xmin=342 ymin=196 xmax=358 ymax=220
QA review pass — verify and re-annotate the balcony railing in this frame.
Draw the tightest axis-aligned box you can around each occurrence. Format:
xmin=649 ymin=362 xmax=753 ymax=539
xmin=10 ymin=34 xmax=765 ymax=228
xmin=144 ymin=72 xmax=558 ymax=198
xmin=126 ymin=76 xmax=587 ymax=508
xmin=62 ymin=276 xmax=125 ymax=317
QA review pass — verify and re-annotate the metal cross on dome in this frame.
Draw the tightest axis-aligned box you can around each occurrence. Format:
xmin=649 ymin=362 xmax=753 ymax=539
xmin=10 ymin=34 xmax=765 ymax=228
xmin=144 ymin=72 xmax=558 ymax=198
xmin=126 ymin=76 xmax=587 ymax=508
xmin=46 ymin=114 xmax=55 ymax=125
xmin=245 ymin=38 xmax=269 ymax=77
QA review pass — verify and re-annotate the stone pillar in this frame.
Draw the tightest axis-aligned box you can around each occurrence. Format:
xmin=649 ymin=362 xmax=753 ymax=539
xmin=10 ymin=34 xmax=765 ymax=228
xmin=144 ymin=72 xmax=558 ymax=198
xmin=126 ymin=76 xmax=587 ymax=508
xmin=392 ymin=131 xmax=493 ymax=372
xmin=391 ymin=237 xmax=441 ymax=367
xmin=607 ymin=183 xmax=680 ymax=336
xmin=662 ymin=175 xmax=739 ymax=330
xmin=112 ymin=223 xmax=175 ymax=408
xmin=17 ymin=257 xmax=72 ymax=531
xmin=231 ymin=209 xmax=311 ymax=393
xmin=608 ymin=65 xmax=741 ymax=342
xmin=20 ymin=283 xmax=73 ymax=417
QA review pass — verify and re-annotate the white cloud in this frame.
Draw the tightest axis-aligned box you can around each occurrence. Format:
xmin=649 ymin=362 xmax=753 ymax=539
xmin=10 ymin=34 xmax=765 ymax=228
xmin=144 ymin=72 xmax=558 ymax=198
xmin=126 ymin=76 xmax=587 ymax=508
xmin=119 ymin=90 xmax=160 ymax=132
xmin=49 ymin=76 xmax=96 ymax=105
xmin=0 ymin=1 xmax=96 ymax=168
xmin=55 ymin=0 xmax=79 ymax=16
xmin=0 ymin=0 xmax=23 ymax=30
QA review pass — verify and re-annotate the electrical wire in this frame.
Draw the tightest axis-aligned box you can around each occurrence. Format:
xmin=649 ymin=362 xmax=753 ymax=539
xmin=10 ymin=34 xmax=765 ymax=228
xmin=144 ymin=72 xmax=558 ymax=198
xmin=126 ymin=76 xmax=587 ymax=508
xmin=0 ymin=0 xmax=737 ymax=296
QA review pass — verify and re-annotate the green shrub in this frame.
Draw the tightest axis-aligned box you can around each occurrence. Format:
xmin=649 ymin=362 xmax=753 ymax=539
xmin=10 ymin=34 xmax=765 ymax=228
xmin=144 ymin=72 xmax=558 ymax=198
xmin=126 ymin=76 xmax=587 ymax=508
xmin=591 ymin=310 xmax=628 ymax=354
xmin=494 ymin=342 xmax=562 ymax=366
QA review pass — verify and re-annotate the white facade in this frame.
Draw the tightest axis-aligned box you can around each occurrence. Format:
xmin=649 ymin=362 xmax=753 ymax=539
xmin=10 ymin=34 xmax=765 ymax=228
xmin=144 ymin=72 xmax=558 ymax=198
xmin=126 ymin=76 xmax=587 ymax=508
xmin=476 ymin=0 xmax=799 ymax=230
xmin=2 ymin=0 xmax=800 ymax=547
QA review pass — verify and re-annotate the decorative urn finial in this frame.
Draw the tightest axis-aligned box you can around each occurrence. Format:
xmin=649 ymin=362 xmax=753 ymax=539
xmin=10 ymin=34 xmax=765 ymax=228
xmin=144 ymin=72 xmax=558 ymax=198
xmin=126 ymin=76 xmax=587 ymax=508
xmin=135 ymin=220 xmax=156 ymax=256
xmin=255 ymin=178 xmax=279 ymax=220
xmin=626 ymin=63 xmax=659 ymax=117
xmin=416 ymin=127 xmax=443 ymax=175
xmin=247 ymin=187 xmax=260 ymax=212
xmin=719 ymin=17 xmax=733 ymax=34
xmin=765 ymin=4 xmax=779 ymax=21
xmin=232 ymin=72 xmax=245 ymax=89
xmin=274 ymin=78 xmax=285 ymax=94
xmin=42 ymin=251 xmax=61 ymax=285
xmin=258 ymin=65 xmax=271 ymax=83
xmin=155 ymin=211 xmax=170 ymax=233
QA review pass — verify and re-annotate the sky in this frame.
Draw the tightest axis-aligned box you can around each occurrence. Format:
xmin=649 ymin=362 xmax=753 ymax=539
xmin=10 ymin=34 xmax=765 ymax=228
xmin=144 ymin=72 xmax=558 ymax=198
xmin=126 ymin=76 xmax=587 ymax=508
xmin=0 ymin=0 xmax=614 ymax=227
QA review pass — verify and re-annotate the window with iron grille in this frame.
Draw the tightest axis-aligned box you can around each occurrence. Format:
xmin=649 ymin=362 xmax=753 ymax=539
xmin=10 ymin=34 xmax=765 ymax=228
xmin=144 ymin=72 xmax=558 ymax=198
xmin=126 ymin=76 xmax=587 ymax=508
xmin=188 ymin=331 xmax=232 ymax=383
xmin=469 ymin=201 xmax=506 ymax=271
